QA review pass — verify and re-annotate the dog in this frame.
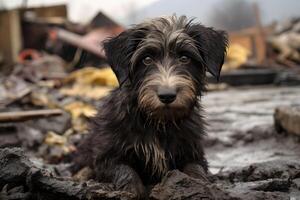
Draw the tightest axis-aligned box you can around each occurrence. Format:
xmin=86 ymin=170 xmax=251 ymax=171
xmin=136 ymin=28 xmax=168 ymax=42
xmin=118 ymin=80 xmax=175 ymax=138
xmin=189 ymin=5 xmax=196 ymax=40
xmin=74 ymin=15 xmax=227 ymax=198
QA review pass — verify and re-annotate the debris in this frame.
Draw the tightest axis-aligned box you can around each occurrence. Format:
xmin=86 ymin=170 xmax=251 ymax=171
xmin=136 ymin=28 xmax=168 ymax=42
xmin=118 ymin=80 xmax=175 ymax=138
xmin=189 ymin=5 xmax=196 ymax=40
xmin=0 ymin=184 xmax=31 ymax=200
xmin=17 ymin=125 xmax=44 ymax=148
xmin=30 ymin=111 xmax=71 ymax=134
xmin=49 ymin=28 xmax=105 ymax=58
xmin=0 ymin=109 xmax=63 ymax=123
xmin=18 ymin=54 xmax=67 ymax=81
xmin=223 ymin=43 xmax=251 ymax=71
xmin=0 ymin=75 xmax=32 ymax=108
xmin=63 ymin=67 xmax=118 ymax=87
xmin=44 ymin=131 xmax=76 ymax=159
xmin=274 ymin=106 xmax=300 ymax=136
xmin=60 ymin=67 xmax=117 ymax=100
xmin=0 ymin=127 xmax=21 ymax=148
xmin=63 ymin=101 xmax=96 ymax=133
xmin=60 ymin=85 xmax=112 ymax=100
xmin=268 ymin=19 xmax=300 ymax=65
xmin=64 ymin=101 xmax=96 ymax=120
xmin=29 ymin=90 xmax=59 ymax=109
xmin=227 ymin=24 xmax=271 ymax=68
xmin=0 ymin=148 xmax=33 ymax=184
xmin=207 ymin=83 xmax=229 ymax=91
xmin=45 ymin=131 xmax=67 ymax=146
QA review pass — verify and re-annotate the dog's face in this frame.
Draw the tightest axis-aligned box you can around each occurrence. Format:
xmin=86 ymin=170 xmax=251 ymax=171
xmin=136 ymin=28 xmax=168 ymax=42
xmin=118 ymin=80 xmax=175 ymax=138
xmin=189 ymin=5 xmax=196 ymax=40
xmin=104 ymin=16 xmax=227 ymax=122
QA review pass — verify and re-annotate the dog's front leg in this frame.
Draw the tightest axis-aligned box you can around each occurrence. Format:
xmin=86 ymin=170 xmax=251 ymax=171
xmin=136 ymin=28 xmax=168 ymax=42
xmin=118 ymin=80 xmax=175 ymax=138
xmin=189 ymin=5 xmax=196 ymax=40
xmin=95 ymin=163 xmax=145 ymax=198
xmin=183 ymin=163 xmax=209 ymax=181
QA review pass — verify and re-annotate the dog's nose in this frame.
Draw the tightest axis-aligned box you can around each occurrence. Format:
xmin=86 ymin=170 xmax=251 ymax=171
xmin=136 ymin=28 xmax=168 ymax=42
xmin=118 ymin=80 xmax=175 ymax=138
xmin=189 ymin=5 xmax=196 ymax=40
xmin=157 ymin=86 xmax=177 ymax=104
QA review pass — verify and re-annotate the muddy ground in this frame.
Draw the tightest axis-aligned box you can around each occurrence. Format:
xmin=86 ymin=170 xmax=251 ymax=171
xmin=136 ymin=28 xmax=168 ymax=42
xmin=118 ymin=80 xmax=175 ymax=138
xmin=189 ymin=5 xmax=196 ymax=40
xmin=1 ymin=85 xmax=300 ymax=200
xmin=204 ymin=86 xmax=300 ymax=199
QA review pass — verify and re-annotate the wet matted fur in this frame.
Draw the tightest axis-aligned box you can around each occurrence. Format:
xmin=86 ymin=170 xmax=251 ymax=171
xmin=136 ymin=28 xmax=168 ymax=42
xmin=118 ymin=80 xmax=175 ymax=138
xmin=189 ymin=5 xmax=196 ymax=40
xmin=74 ymin=15 xmax=227 ymax=198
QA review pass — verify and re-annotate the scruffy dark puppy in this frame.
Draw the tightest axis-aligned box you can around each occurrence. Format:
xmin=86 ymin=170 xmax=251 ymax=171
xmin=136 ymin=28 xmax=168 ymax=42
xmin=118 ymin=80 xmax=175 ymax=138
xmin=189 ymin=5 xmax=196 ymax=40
xmin=75 ymin=15 xmax=227 ymax=198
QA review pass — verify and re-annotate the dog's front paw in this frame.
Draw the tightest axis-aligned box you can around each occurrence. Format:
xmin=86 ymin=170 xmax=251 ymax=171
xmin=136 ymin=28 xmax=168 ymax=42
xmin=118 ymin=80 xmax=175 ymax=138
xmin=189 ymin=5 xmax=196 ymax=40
xmin=110 ymin=164 xmax=146 ymax=199
xmin=118 ymin=181 xmax=145 ymax=199
xmin=183 ymin=163 xmax=209 ymax=181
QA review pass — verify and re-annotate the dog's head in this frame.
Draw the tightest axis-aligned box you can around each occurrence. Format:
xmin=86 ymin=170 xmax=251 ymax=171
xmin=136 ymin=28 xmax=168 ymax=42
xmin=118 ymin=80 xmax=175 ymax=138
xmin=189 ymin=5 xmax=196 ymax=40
xmin=104 ymin=15 xmax=227 ymax=121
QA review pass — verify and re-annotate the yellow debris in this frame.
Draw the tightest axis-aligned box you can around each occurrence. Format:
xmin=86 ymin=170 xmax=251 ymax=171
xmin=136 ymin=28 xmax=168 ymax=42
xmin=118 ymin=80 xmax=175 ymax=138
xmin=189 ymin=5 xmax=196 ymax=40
xmin=63 ymin=101 xmax=97 ymax=120
xmin=60 ymin=85 xmax=111 ymax=100
xmin=60 ymin=67 xmax=117 ymax=99
xmin=224 ymin=43 xmax=250 ymax=71
xmin=63 ymin=67 xmax=118 ymax=87
xmin=45 ymin=131 xmax=67 ymax=146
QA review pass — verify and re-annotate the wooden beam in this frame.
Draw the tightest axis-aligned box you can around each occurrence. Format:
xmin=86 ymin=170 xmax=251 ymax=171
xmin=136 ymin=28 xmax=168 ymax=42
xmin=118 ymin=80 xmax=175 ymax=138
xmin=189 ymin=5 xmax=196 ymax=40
xmin=0 ymin=109 xmax=63 ymax=123
xmin=0 ymin=10 xmax=22 ymax=64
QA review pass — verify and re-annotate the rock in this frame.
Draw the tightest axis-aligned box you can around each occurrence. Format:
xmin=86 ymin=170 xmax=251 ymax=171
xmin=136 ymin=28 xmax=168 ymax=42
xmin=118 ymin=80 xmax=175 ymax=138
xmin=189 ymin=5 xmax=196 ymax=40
xmin=0 ymin=126 xmax=21 ymax=148
xmin=0 ymin=148 xmax=32 ymax=184
xmin=149 ymin=170 xmax=235 ymax=200
xmin=17 ymin=125 xmax=44 ymax=148
xmin=0 ymin=132 xmax=21 ymax=148
xmin=28 ymin=169 xmax=87 ymax=200
xmin=29 ymin=111 xmax=71 ymax=135
xmin=274 ymin=106 xmax=300 ymax=136
xmin=0 ymin=184 xmax=31 ymax=200
xmin=293 ymin=178 xmax=300 ymax=189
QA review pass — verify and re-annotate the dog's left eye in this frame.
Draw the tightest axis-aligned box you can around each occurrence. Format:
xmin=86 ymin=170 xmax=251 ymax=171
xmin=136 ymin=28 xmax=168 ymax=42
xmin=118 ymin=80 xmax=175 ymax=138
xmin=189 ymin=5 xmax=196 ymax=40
xmin=143 ymin=57 xmax=154 ymax=65
xmin=179 ymin=56 xmax=191 ymax=64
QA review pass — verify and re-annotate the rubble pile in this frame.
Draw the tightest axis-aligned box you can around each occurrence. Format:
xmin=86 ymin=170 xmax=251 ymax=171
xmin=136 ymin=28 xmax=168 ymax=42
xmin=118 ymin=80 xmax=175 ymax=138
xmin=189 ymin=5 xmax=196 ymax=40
xmin=268 ymin=18 xmax=300 ymax=66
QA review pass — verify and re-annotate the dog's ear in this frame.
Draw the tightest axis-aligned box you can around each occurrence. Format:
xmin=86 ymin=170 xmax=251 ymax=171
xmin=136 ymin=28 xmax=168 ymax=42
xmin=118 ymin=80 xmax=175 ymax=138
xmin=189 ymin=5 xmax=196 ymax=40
xmin=188 ymin=25 xmax=228 ymax=80
xmin=103 ymin=29 xmax=142 ymax=85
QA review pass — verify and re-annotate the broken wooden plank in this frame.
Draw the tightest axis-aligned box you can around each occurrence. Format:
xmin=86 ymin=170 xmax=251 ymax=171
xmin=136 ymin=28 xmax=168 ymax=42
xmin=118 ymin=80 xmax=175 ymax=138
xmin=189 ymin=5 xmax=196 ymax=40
xmin=0 ymin=10 xmax=23 ymax=65
xmin=49 ymin=28 xmax=105 ymax=58
xmin=0 ymin=109 xmax=63 ymax=123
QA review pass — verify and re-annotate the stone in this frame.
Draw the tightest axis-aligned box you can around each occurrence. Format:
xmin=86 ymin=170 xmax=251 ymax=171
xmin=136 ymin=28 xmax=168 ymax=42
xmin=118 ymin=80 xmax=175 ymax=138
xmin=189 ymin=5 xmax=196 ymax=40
xmin=0 ymin=148 xmax=32 ymax=184
xmin=0 ymin=126 xmax=21 ymax=148
xmin=274 ymin=106 xmax=300 ymax=136
xmin=29 ymin=111 xmax=71 ymax=135
xmin=17 ymin=125 xmax=44 ymax=148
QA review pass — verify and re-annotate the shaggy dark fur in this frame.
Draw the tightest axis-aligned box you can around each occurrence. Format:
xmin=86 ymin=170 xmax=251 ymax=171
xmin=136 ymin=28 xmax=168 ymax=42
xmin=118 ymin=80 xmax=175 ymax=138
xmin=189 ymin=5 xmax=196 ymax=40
xmin=74 ymin=15 xmax=227 ymax=198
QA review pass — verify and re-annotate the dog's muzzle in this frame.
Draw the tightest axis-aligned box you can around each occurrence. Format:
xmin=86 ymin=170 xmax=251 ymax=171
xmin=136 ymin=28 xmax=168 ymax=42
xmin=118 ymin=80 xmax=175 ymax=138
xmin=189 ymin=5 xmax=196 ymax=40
xmin=157 ymin=86 xmax=177 ymax=104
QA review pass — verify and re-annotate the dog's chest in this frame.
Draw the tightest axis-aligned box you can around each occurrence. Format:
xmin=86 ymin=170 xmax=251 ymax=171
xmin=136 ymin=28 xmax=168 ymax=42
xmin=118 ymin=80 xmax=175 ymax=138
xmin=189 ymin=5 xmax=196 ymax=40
xmin=132 ymin=130 xmax=179 ymax=176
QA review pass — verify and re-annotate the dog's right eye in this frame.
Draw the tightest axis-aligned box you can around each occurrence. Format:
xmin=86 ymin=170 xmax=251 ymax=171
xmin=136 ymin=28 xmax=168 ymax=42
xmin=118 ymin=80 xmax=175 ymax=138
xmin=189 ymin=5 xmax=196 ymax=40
xmin=142 ymin=57 xmax=154 ymax=65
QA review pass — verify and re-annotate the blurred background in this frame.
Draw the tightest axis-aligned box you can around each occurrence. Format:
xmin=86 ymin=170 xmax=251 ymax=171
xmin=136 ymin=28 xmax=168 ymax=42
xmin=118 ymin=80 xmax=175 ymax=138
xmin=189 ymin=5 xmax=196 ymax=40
xmin=1 ymin=0 xmax=300 ymax=84
xmin=0 ymin=1 xmax=300 ymax=199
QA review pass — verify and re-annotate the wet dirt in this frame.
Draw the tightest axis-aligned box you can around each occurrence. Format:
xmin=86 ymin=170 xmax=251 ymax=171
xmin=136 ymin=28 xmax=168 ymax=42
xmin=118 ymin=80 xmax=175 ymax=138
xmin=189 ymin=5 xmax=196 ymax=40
xmin=203 ymin=86 xmax=300 ymax=199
